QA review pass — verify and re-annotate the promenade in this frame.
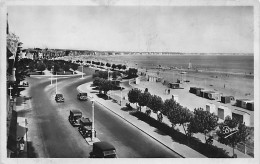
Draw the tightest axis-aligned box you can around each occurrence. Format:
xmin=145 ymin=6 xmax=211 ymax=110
xmin=77 ymin=79 xmax=252 ymax=158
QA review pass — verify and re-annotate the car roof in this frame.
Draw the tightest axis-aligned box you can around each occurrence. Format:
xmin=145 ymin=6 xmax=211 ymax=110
xmin=70 ymin=109 xmax=82 ymax=114
xmin=56 ymin=94 xmax=63 ymax=96
xmin=93 ymin=142 xmax=115 ymax=150
xmin=80 ymin=117 xmax=92 ymax=125
xmin=79 ymin=93 xmax=88 ymax=95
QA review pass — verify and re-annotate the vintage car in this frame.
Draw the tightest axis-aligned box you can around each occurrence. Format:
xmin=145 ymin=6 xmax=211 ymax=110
xmin=55 ymin=94 xmax=64 ymax=102
xmin=78 ymin=117 xmax=96 ymax=138
xmin=18 ymin=81 xmax=29 ymax=87
xmin=68 ymin=110 xmax=82 ymax=127
xmin=90 ymin=141 xmax=117 ymax=158
xmin=77 ymin=92 xmax=88 ymax=101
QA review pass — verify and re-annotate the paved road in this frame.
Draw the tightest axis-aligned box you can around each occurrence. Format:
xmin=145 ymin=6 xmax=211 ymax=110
xmin=27 ymin=73 xmax=180 ymax=158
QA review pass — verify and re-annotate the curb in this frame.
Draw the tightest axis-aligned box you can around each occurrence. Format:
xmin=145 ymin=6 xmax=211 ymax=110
xmin=77 ymin=84 xmax=185 ymax=158
xmin=30 ymin=74 xmax=84 ymax=77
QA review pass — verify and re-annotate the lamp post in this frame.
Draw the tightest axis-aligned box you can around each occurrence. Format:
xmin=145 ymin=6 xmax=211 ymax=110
xmin=90 ymin=97 xmax=95 ymax=141
xmin=107 ymin=69 xmax=110 ymax=99
xmin=51 ymin=66 xmax=54 ymax=85
xmin=120 ymin=86 xmax=122 ymax=106
xmin=80 ymin=64 xmax=84 ymax=79
xmin=8 ymin=86 xmax=13 ymax=99
xmin=55 ymin=73 xmax=57 ymax=94
xmin=107 ymin=68 xmax=109 ymax=80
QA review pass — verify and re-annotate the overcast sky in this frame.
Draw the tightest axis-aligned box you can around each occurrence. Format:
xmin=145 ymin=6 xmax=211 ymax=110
xmin=7 ymin=6 xmax=253 ymax=53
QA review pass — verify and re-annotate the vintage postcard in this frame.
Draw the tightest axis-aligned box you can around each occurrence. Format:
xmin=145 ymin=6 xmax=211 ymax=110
xmin=1 ymin=0 xmax=259 ymax=164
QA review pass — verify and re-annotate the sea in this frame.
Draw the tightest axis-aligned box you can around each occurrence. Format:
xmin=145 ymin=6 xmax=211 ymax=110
xmin=99 ymin=55 xmax=254 ymax=75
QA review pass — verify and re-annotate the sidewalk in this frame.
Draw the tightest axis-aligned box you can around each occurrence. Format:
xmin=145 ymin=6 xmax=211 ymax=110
xmin=15 ymin=96 xmax=29 ymax=158
xmin=77 ymin=81 xmax=252 ymax=158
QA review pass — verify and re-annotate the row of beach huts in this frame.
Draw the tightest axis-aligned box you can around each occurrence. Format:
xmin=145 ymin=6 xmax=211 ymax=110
xmin=189 ymin=87 xmax=254 ymax=126
xmin=189 ymin=87 xmax=254 ymax=111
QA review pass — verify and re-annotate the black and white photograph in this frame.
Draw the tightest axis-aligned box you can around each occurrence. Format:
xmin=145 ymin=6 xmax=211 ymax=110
xmin=1 ymin=0 xmax=259 ymax=163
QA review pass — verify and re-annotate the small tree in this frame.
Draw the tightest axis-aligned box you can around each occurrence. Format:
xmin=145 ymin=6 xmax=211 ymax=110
xmin=128 ymin=68 xmax=138 ymax=78
xmin=137 ymin=92 xmax=152 ymax=112
xmin=188 ymin=108 xmax=219 ymax=142
xmin=53 ymin=63 xmax=61 ymax=73
xmin=147 ymin=95 xmax=164 ymax=113
xmin=217 ymin=116 xmax=248 ymax=157
xmin=28 ymin=61 xmax=36 ymax=71
xmin=112 ymin=64 xmax=116 ymax=70
xmin=128 ymin=88 xmax=142 ymax=107
xmin=106 ymin=63 xmax=111 ymax=67
xmin=71 ymin=63 xmax=79 ymax=72
xmin=93 ymin=77 xmax=101 ymax=86
xmin=117 ymin=64 xmax=122 ymax=70
xmin=37 ymin=62 xmax=46 ymax=74
xmin=162 ymin=98 xmax=178 ymax=116
xmin=99 ymin=79 xmax=113 ymax=94
xmin=63 ymin=64 xmax=70 ymax=72
xmin=122 ymin=65 xmax=127 ymax=70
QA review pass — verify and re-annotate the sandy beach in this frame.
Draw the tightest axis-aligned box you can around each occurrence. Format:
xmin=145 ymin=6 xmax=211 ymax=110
xmin=68 ymin=54 xmax=254 ymax=102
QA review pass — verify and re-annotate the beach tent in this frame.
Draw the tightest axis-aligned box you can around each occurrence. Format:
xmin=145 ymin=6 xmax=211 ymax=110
xmin=206 ymin=103 xmax=217 ymax=115
xmin=232 ymin=110 xmax=250 ymax=126
xmin=218 ymin=106 xmax=232 ymax=120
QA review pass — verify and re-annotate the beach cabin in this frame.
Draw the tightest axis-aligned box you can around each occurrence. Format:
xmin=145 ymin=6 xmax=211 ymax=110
xmin=200 ymin=90 xmax=209 ymax=98
xmin=189 ymin=87 xmax=197 ymax=94
xmin=147 ymin=75 xmax=157 ymax=82
xmin=218 ymin=106 xmax=232 ymax=120
xmin=135 ymin=77 xmax=140 ymax=84
xmin=207 ymin=92 xmax=220 ymax=100
xmin=203 ymin=91 xmax=215 ymax=99
xmin=172 ymin=95 xmax=179 ymax=103
xmin=221 ymin=96 xmax=231 ymax=104
xmin=246 ymin=102 xmax=254 ymax=111
xmin=236 ymin=99 xmax=249 ymax=108
xmin=206 ymin=103 xmax=217 ymax=115
xmin=156 ymin=77 xmax=163 ymax=82
xmin=242 ymin=100 xmax=253 ymax=109
xmin=232 ymin=110 xmax=250 ymax=126
xmin=168 ymin=83 xmax=181 ymax=89
xmin=195 ymin=88 xmax=204 ymax=96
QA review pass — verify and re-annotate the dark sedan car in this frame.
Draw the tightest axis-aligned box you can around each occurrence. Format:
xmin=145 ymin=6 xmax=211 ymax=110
xmin=55 ymin=94 xmax=64 ymax=102
xmin=77 ymin=92 xmax=88 ymax=101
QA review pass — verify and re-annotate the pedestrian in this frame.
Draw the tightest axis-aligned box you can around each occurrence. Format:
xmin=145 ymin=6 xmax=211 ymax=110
xmin=168 ymin=89 xmax=170 ymax=95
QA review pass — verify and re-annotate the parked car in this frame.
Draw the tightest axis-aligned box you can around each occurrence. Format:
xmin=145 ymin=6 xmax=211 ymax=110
xmin=90 ymin=141 xmax=117 ymax=158
xmin=18 ymin=81 xmax=29 ymax=87
xmin=78 ymin=117 xmax=96 ymax=138
xmin=55 ymin=94 xmax=64 ymax=102
xmin=68 ymin=110 xmax=82 ymax=127
xmin=77 ymin=92 xmax=88 ymax=101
